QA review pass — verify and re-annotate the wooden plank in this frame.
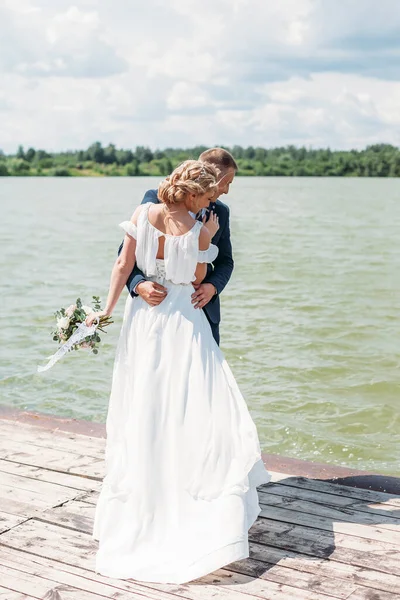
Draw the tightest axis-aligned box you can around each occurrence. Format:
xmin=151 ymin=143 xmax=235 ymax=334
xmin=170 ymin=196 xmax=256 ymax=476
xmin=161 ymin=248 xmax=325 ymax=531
xmin=259 ymin=490 xmax=400 ymax=530
xmin=36 ymin=499 xmax=400 ymax=571
xmin=0 ymin=564 xmax=112 ymax=600
xmin=222 ymin=556 xmax=356 ymax=599
xmin=0 ymin=547 xmax=192 ymax=600
xmin=347 ymin=589 xmax=399 ymax=600
xmin=249 ymin=518 xmax=400 ymax=575
xmin=0 ymin=485 xmax=69 ymax=510
xmin=259 ymin=485 xmax=400 ymax=522
xmin=0 ymin=496 xmax=53 ymax=520
xmin=0 ymin=518 xmax=343 ymax=600
xmin=1 ymin=515 xmax=399 ymax=600
xmin=194 ymin=569 xmax=360 ymax=600
xmin=0 ymin=522 xmax=335 ymax=600
xmin=0 ymin=587 xmax=36 ymax=600
xmin=257 ymin=513 xmax=400 ymax=556
xmin=260 ymin=483 xmax=359 ymax=508
xmin=70 ymin=461 xmax=104 ymax=479
xmin=0 ymin=513 xmax=26 ymax=534
xmin=0 ymin=470 xmax=85 ymax=499
xmin=0 ymin=421 xmax=105 ymax=459
xmin=262 ymin=476 xmax=400 ymax=507
xmin=350 ymin=500 xmax=400 ymax=519
xmin=23 ymin=502 xmax=400 ymax=599
xmin=0 ymin=519 xmax=97 ymax=566
xmin=78 ymin=490 xmax=99 ymax=505
xmin=1 ymin=419 xmax=399 ymax=599
xmin=0 ymin=432 xmax=105 ymax=460
xmin=0 ymin=474 xmax=79 ymax=513
xmin=259 ymin=504 xmax=400 ymax=545
xmin=0 ymin=544 xmax=341 ymax=600
xmin=41 ymin=500 xmax=94 ymax=533
xmin=39 ymin=497 xmax=400 ymax=555
xmin=0 ymin=459 xmax=102 ymax=492
xmin=243 ymin=543 xmax=400 ymax=596
xmin=0 ymin=439 xmax=104 ymax=478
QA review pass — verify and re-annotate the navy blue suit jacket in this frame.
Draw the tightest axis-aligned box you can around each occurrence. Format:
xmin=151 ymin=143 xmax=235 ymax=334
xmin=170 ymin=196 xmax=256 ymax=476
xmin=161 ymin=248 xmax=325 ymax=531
xmin=124 ymin=189 xmax=234 ymax=326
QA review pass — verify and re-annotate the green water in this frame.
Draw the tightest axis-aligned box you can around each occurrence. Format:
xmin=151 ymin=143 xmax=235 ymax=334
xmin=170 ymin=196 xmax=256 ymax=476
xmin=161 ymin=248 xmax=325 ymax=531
xmin=1 ymin=177 xmax=399 ymax=475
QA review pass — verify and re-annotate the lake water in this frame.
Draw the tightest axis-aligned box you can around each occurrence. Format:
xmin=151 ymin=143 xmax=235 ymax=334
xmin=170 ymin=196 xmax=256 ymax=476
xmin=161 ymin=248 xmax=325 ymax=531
xmin=1 ymin=177 xmax=399 ymax=475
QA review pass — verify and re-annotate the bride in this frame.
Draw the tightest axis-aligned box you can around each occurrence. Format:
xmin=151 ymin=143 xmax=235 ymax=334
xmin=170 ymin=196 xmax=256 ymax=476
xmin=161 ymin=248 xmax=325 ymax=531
xmin=86 ymin=160 xmax=270 ymax=584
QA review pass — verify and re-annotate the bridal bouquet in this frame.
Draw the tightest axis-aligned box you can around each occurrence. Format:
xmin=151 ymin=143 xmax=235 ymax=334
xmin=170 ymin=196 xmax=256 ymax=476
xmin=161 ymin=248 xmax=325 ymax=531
xmin=38 ymin=296 xmax=113 ymax=373
xmin=53 ymin=296 xmax=112 ymax=354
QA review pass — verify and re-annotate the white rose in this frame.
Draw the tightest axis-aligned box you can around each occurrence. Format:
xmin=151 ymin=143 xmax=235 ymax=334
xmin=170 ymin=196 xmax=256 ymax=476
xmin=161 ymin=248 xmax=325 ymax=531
xmin=57 ymin=316 xmax=70 ymax=330
xmin=65 ymin=304 xmax=76 ymax=317
xmin=82 ymin=305 xmax=93 ymax=315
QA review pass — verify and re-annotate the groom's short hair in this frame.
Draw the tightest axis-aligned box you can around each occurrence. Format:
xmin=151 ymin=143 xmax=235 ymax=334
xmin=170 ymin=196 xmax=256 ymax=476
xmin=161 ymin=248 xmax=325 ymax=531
xmin=199 ymin=148 xmax=238 ymax=173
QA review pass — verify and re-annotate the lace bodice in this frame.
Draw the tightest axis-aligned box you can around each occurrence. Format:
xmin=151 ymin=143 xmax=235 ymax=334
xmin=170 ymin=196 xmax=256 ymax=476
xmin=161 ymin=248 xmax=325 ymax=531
xmin=119 ymin=203 xmax=218 ymax=285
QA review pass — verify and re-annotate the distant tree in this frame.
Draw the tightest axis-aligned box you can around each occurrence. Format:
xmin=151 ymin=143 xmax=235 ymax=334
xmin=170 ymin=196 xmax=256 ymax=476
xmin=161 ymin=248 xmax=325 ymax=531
xmin=9 ymin=158 xmax=30 ymax=174
xmin=2 ymin=142 xmax=400 ymax=177
xmin=87 ymin=142 xmax=105 ymax=164
xmin=244 ymin=146 xmax=255 ymax=159
xmin=159 ymin=157 xmax=173 ymax=176
xmin=25 ymin=147 xmax=36 ymax=162
xmin=153 ymin=150 xmax=166 ymax=160
xmin=52 ymin=167 xmax=71 ymax=176
xmin=125 ymin=161 xmax=140 ymax=176
xmin=135 ymin=146 xmax=153 ymax=163
xmin=35 ymin=149 xmax=51 ymax=161
xmin=255 ymin=147 xmax=267 ymax=162
xmin=116 ymin=149 xmax=134 ymax=166
xmin=231 ymin=145 xmax=244 ymax=159
xmin=389 ymin=155 xmax=400 ymax=177
xmin=16 ymin=145 xmax=25 ymax=160
xmin=37 ymin=158 xmax=54 ymax=169
xmin=104 ymin=143 xmax=117 ymax=164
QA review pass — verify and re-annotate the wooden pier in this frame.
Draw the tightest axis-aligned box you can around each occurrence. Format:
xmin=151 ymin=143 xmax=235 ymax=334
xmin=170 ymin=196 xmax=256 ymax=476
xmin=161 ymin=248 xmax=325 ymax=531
xmin=0 ymin=415 xmax=399 ymax=600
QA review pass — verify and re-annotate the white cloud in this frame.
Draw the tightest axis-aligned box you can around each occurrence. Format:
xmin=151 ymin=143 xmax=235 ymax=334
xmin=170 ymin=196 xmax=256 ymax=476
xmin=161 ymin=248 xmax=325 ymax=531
xmin=167 ymin=82 xmax=212 ymax=111
xmin=0 ymin=0 xmax=400 ymax=152
xmin=0 ymin=3 xmax=127 ymax=77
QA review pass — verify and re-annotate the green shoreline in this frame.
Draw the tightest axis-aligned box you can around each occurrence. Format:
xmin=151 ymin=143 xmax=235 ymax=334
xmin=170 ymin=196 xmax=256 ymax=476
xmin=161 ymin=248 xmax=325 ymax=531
xmin=1 ymin=142 xmax=400 ymax=177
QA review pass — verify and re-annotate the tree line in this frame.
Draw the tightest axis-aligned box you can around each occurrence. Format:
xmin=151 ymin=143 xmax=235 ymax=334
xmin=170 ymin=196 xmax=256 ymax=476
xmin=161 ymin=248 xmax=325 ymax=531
xmin=1 ymin=142 xmax=399 ymax=177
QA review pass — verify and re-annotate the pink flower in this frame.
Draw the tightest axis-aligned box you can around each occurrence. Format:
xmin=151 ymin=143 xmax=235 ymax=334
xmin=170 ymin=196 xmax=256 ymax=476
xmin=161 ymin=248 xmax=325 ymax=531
xmin=65 ymin=304 xmax=76 ymax=317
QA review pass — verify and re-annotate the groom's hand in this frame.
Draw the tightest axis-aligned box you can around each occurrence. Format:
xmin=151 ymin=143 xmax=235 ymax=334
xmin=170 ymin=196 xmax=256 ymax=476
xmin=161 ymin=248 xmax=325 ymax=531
xmin=191 ymin=283 xmax=217 ymax=309
xmin=137 ymin=281 xmax=167 ymax=306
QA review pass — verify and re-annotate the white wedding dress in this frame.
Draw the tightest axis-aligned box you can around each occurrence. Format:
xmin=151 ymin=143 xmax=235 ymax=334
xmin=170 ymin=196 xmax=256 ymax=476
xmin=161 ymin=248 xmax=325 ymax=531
xmin=92 ymin=202 xmax=270 ymax=584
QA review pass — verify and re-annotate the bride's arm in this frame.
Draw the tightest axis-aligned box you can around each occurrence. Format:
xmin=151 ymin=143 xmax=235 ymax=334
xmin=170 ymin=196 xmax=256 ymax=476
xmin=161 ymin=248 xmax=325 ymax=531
xmin=86 ymin=209 xmax=140 ymax=324
xmin=193 ymin=227 xmax=212 ymax=285
xmin=103 ymin=233 xmax=137 ymax=316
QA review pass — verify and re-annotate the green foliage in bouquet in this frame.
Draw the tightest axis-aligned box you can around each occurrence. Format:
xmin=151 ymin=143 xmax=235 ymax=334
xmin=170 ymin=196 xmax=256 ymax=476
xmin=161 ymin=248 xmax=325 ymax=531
xmin=52 ymin=296 xmax=113 ymax=354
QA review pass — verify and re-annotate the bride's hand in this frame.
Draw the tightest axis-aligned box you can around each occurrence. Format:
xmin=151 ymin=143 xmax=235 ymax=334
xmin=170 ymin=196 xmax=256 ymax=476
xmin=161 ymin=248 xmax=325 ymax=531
xmin=203 ymin=211 xmax=219 ymax=238
xmin=85 ymin=310 xmax=109 ymax=327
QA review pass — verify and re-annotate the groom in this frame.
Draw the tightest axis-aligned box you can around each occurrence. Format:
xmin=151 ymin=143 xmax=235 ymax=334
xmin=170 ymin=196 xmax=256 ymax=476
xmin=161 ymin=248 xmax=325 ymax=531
xmin=124 ymin=148 xmax=237 ymax=345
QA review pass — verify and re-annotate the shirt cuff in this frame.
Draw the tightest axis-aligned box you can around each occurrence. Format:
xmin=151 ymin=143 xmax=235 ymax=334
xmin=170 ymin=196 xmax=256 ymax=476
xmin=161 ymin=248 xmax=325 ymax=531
xmin=132 ymin=279 xmax=145 ymax=295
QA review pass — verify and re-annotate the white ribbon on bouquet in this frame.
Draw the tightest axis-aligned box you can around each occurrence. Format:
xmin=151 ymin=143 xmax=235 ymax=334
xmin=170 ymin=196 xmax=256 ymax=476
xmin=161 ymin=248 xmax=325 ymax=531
xmin=37 ymin=320 xmax=98 ymax=373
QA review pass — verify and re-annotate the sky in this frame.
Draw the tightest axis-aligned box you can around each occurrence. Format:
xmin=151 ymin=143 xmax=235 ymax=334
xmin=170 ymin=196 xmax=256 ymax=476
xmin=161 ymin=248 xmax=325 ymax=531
xmin=1 ymin=0 xmax=400 ymax=153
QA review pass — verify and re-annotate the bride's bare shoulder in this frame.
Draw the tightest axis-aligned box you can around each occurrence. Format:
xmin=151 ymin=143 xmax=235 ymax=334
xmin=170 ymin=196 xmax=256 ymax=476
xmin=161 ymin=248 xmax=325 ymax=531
xmin=129 ymin=202 xmax=156 ymax=225
xmin=146 ymin=202 xmax=166 ymax=229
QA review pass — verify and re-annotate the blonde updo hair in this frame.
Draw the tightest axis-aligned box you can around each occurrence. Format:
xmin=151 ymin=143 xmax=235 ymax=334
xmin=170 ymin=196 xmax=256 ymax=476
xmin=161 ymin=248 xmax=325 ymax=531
xmin=158 ymin=160 xmax=218 ymax=206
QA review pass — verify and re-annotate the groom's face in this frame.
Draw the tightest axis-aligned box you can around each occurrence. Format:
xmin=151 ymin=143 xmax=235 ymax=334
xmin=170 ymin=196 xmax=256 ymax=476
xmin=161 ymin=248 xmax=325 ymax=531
xmin=217 ymin=168 xmax=235 ymax=197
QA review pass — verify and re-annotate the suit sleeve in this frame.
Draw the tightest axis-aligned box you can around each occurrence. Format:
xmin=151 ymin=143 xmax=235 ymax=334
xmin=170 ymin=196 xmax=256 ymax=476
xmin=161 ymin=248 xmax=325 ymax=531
xmin=123 ymin=189 xmax=159 ymax=297
xmin=204 ymin=206 xmax=234 ymax=296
